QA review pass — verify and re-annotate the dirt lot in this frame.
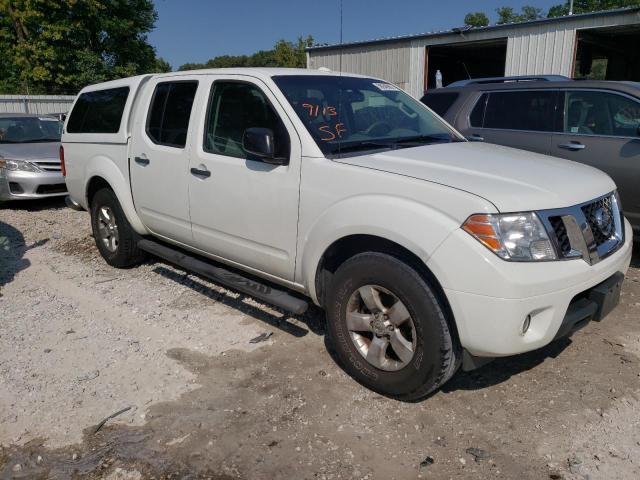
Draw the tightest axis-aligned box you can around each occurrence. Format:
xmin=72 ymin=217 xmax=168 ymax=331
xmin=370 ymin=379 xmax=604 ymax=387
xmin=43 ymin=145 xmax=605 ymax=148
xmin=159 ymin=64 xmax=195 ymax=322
xmin=1 ymin=199 xmax=639 ymax=480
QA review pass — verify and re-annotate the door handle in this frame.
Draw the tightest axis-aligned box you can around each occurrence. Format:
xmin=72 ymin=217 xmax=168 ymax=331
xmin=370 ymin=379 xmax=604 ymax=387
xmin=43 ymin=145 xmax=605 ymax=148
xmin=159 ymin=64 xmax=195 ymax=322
xmin=134 ymin=156 xmax=150 ymax=166
xmin=190 ymin=167 xmax=211 ymax=178
xmin=558 ymin=142 xmax=586 ymax=151
xmin=467 ymin=134 xmax=484 ymax=142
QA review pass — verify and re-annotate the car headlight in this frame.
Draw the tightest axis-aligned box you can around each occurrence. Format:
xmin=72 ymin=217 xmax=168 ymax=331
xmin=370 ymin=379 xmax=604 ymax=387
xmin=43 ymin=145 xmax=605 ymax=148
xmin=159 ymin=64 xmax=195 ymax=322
xmin=462 ymin=212 xmax=556 ymax=261
xmin=1 ymin=158 xmax=42 ymax=172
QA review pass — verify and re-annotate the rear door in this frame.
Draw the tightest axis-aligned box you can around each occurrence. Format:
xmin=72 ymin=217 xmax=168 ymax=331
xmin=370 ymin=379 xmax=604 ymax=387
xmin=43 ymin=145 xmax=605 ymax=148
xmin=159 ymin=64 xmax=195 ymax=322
xmin=462 ymin=89 xmax=558 ymax=156
xmin=130 ymin=76 xmax=199 ymax=244
xmin=187 ymin=75 xmax=301 ymax=281
xmin=551 ymin=89 xmax=640 ymax=227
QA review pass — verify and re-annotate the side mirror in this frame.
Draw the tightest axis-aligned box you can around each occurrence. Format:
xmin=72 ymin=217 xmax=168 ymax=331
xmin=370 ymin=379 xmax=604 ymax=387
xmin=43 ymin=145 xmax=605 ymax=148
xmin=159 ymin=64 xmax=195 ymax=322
xmin=243 ymin=127 xmax=285 ymax=165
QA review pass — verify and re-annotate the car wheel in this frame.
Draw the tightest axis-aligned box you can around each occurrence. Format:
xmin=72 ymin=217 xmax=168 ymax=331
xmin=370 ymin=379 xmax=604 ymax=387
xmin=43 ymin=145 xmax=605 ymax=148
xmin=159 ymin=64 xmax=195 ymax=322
xmin=90 ymin=188 xmax=145 ymax=268
xmin=326 ymin=252 xmax=459 ymax=400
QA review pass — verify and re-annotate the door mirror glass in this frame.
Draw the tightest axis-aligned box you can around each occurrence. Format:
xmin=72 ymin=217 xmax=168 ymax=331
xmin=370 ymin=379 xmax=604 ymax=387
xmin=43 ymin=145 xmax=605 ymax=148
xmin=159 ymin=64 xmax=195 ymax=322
xmin=243 ymin=127 xmax=277 ymax=160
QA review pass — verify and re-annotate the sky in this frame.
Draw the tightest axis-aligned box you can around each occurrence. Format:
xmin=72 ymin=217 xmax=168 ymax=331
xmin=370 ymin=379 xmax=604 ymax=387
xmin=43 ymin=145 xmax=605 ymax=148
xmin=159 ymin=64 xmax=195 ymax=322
xmin=148 ymin=0 xmax=561 ymax=69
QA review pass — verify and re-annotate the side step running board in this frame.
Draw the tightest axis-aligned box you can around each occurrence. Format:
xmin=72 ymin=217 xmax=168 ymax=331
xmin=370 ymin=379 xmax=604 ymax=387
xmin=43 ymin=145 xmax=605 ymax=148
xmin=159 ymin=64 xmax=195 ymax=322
xmin=138 ymin=239 xmax=308 ymax=315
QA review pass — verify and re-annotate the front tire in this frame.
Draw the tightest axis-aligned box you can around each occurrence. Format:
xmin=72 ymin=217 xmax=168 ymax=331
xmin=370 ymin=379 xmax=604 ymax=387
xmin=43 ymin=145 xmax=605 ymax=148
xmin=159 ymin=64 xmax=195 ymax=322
xmin=90 ymin=188 xmax=145 ymax=268
xmin=326 ymin=252 xmax=459 ymax=400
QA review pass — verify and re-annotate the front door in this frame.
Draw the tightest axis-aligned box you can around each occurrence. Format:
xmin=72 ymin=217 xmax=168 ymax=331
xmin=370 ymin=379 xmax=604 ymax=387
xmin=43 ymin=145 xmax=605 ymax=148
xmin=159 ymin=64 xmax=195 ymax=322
xmin=129 ymin=76 xmax=199 ymax=244
xmin=187 ymin=76 xmax=301 ymax=281
xmin=551 ymin=89 xmax=640 ymax=226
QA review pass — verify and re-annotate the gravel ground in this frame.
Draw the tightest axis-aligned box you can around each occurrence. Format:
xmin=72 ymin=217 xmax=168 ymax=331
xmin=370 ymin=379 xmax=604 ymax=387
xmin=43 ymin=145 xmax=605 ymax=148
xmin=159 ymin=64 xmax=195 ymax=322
xmin=1 ymin=198 xmax=639 ymax=479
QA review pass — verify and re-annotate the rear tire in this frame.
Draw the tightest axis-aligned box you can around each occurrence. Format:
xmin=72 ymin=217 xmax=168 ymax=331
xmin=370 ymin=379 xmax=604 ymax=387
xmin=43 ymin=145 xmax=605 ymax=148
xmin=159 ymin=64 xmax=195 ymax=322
xmin=326 ymin=252 xmax=459 ymax=400
xmin=90 ymin=188 xmax=145 ymax=268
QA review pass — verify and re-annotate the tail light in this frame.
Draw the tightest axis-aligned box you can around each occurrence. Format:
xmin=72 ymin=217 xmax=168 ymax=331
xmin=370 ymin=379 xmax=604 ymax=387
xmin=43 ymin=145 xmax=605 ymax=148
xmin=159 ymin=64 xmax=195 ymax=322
xmin=59 ymin=145 xmax=66 ymax=177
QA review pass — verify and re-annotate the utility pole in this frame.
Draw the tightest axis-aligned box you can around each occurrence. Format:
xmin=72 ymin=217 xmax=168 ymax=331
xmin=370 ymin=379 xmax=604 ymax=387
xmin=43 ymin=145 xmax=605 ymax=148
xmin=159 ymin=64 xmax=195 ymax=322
xmin=569 ymin=0 xmax=574 ymax=15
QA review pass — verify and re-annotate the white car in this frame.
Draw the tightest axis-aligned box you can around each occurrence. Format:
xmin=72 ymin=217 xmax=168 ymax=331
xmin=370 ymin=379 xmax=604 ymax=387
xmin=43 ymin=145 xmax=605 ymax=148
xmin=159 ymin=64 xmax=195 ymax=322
xmin=61 ymin=68 xmax=632 ymax=399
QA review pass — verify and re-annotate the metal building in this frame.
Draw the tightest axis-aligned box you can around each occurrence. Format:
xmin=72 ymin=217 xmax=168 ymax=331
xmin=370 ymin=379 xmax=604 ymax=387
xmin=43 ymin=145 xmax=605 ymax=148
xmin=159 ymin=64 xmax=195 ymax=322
xmin=307 ymin=7 xmax=640 ymax=98
xmin=0 ymin=95 xmax=75 ymax=114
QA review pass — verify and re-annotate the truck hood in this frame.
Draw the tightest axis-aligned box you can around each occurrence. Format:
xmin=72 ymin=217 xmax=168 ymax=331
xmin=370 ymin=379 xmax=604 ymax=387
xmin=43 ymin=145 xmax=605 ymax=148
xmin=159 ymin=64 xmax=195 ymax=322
xmin=0 ymin=142 xmax=60 ymax=162
xmin=336 ymin=141 xmax=616 ymax=212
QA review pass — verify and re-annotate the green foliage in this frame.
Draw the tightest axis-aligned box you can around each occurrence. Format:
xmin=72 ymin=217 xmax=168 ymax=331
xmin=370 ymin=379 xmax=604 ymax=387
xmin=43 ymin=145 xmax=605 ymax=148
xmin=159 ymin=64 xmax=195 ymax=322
xmin=548 ymin=0 xmax=640 ymax=17
xmin=0 ymin=0 xmax=169 ymax=94
xmin=178 ymin=35 xmax=314 ymax=71
xmin=496 ymin=5 xmax=544 ymax=24
xmin=467 ymin=0 xmax=640 ymax=25
xmin=464 ymin=12 xmax=490 ymax=27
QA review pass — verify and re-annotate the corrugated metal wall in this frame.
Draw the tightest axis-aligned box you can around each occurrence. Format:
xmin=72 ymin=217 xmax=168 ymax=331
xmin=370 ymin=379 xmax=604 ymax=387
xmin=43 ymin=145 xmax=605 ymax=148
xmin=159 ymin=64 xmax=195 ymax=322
xmin=308 ymin=9 xmax=640 ymax=98
xmin=307 ymin=42 xmax=412 ymax=91
xmin=0 ymin=95 xmax=75 ymax=114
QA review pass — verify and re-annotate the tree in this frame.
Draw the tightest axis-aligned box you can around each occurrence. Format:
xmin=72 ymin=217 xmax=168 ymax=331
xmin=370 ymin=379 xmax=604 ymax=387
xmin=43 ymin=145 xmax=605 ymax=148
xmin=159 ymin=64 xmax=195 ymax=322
xmin=548 ymin=0 xmax=640 ymax=17
xmin=0 ymin=0 xmax=168 ymax=94
xmin=464 ymin=12 xmax=490 ymax=27
xmin=496 ymin=5 xmax=543 ymax=24
xmin=179 ymin=35 xmax=314 ymax=71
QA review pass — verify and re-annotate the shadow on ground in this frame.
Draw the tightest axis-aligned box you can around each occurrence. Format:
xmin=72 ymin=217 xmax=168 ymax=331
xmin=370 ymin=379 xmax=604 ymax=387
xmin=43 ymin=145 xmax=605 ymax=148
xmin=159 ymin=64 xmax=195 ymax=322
xmin=152 ymin=265 xmax=326 ymax=338
xmin=0 ymin=219 xmax=47 ymax=293
xmin=0 ymin=197 xmax=66 ymax=212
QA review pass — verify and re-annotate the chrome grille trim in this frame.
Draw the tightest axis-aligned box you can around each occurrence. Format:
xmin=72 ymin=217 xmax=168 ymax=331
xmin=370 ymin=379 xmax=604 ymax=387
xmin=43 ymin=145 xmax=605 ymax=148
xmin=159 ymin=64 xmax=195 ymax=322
xmin=30 ymin=159 xmax=61 ymax=172
xmin=537 ymin=192 xmax=624 ymax=265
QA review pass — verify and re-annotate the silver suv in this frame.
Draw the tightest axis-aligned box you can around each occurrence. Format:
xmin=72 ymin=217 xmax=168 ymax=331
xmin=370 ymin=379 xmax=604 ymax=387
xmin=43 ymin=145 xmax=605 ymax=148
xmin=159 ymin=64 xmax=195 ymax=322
xmin=421 ymin=77 xmax=640 ymax=233
xmin=0 ymin=113 xmax=66 ymax=201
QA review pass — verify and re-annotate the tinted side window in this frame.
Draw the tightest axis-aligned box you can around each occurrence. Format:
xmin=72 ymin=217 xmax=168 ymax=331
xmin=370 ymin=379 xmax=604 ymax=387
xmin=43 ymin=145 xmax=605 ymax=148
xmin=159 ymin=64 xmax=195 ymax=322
xmin=67 ymin=87 xmax=129 ymax=133
xmin=204 ymin=82 xmax=290 ymax=160
xmin=562 ymin=90 xmax=640 ymax=137
xmin=469 ymin=94 xmax=488 ymax=128
xmin=146 ymin=81 xmax=198 ymax=148
xmin=421 ymin=92 xmax=459 ymax=117
xmin=483 ymin=91 xmax=556 ymax=132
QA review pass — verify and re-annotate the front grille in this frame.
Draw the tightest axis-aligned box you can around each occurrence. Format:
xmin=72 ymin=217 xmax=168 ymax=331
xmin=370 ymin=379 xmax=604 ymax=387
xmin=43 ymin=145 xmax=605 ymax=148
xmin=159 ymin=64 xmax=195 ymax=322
xmin=35 ymin=183 xmax=67 ymax=194
xmin=539 ymin=192 xmax=623 ymax=265
xmin=582 ymin=196 xmax=615 ymax=246
xmin=31 ymin=160 xmax=61 ymax=171
xmin=549 ymin=216 xmax=571 ymax=256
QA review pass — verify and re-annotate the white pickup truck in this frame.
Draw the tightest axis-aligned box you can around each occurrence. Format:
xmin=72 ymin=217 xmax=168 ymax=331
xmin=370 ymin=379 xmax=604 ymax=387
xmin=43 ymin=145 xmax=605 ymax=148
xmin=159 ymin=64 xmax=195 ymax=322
xmin=61 ymin=68 xmax=632 ymax=400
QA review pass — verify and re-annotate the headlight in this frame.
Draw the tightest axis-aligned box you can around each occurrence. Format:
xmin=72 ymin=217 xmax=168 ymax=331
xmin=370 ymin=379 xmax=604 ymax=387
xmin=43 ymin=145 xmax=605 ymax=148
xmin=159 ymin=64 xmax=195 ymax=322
xmin=462 ymin=212 xmax=556 ymax=261
xmin=1 ymin=158 xmax=42 ymax=172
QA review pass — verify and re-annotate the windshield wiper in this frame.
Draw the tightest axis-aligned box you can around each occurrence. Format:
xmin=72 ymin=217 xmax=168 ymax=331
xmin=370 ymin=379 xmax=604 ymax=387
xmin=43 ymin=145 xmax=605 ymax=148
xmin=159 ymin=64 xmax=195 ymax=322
xmin=390 ymin=134 xmax=457 ymax=145
xmin=330 ymin=141 xmax=398 ymax=154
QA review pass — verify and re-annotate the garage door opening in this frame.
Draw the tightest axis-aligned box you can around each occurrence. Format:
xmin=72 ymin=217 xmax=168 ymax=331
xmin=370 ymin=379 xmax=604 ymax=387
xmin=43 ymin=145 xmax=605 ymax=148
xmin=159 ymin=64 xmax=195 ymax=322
xmin=425 ymin=39 xmax=507 ymax=90
xmin=574 ymin=25 xmax=640 ymax=81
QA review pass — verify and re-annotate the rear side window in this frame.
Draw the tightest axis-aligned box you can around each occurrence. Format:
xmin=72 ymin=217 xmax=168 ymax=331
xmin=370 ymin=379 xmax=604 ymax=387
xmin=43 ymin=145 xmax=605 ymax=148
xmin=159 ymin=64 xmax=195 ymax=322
xmin=421 ymin=92 xmax=459 ymax=117
xmin=146 ymin=81 xmax=198 ymax=148
xmin=482 ymin=90 xmax=557 ymax=132
xmin=67 ymin=87 xmax=129 ymax=133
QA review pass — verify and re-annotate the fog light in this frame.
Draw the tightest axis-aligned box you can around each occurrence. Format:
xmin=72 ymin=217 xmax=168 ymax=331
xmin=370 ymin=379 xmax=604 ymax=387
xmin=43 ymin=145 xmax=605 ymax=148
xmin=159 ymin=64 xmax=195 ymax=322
xmin=521 ymin=315 xmax=531 ymax=335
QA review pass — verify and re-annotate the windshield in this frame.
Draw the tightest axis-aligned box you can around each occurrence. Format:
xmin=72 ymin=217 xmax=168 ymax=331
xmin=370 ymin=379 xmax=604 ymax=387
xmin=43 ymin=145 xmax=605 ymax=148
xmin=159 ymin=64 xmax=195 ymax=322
xmin=0 ymin=116 xmax=63 ymax=143
xmin=272 ymin=75 xmax=462 ymax=155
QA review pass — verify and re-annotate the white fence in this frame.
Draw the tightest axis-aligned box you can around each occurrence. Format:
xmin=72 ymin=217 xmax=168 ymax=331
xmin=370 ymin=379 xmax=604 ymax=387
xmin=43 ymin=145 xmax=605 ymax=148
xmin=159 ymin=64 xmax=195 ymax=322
xmin=0 ymin=95 xmax=75 ymax=114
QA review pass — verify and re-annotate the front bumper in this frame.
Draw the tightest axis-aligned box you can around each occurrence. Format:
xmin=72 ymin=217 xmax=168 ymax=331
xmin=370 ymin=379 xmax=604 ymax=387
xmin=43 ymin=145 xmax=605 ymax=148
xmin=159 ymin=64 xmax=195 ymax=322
xmin=0 ymin=169 xmax=67 ymax=200
xmin=427 ymin=219 xmax=633 ymax=357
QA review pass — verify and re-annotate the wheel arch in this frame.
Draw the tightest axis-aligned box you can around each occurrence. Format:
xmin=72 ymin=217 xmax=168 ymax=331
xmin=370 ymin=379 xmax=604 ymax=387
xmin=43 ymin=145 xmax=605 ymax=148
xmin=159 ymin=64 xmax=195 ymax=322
xmin=84 ymin=168 xmax=148 ymax=235
xmin=313 ymin=233 xmax=460 ymax=346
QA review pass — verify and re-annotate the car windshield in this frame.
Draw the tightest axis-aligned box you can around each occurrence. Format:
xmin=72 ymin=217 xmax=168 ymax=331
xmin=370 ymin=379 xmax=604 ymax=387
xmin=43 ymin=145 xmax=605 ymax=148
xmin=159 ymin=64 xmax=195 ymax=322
xmin=272 ymin=75 xmax=462 ymax=155
xmin=0 ymin=116 xmax=63 ymax=143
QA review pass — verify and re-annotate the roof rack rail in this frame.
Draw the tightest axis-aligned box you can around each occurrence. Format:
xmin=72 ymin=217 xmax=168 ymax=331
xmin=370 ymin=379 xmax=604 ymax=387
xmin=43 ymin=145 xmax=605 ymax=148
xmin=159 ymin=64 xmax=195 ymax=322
xmin=447 ymin=75 xmax=571 ymax=88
